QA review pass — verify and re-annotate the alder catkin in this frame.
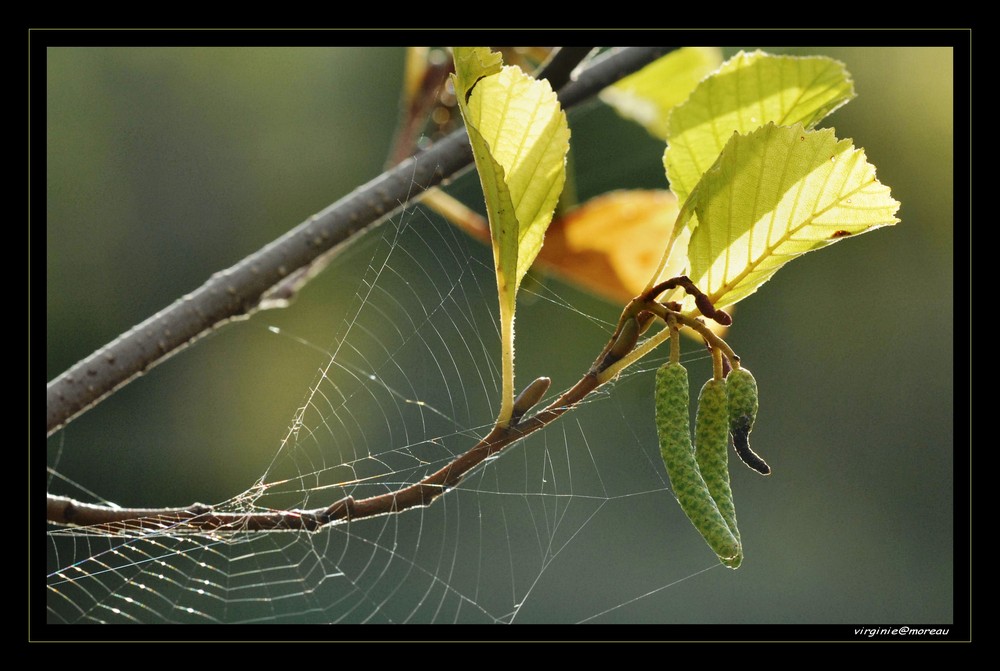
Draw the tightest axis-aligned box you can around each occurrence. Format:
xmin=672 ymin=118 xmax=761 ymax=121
xmin=727 ymin=367 xmax=771 ymax=475
xmin=695 ymin=377 xmax=742 ymax=568
xmin=655 ymin=363 xmax=741 ymax=566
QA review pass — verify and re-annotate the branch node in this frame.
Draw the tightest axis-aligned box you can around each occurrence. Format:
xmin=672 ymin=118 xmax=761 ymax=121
xmin=320 ymin=495 xmax=356 ymax=525
xmin=186 ymin=502 xmax=212 ymax=515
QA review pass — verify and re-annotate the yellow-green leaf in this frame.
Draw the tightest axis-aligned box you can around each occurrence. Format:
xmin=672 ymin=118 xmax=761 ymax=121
xmin=687 ymin=123 xmax=900 ymax=309
xmin=451 ymin=47 xmax=502 ymax=105
xmin=465 ymin=68 xmax=569 ymax=289
xmin=466 ymin=118 xmax=520 ymax=304
xmin=451 ymin=47 xmax=569 ymax=425
xmin=665 ymin=50 xmax=856 ymax=208
xmin=600 ymin=47 xmax=723 ymax=140
xmin=452 ymin=48 xmax=570 ymax=300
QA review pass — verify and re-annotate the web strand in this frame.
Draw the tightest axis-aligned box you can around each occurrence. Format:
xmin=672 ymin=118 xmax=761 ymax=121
xmin=47 ymin=202 xmax=726 ymax=625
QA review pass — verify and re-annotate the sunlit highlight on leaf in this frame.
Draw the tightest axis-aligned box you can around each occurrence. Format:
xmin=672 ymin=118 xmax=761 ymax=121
xmin=687 ymin=123 xmax=900 ymax=308
xmin=665 ymin=50 xmax=856 ymax=208
xmin=600 ymin=47 xmax=723 ymax=140
xmin=451 ymin=47 xmax=569 ymax=424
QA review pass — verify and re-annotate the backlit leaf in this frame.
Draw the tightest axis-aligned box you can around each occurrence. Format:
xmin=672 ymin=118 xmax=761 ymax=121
xmin=600 ymin=47 xmax=723 ymax=140
xmin=465 ymin=68 xmax=570 ymax=289
xmin=452 ymin=47 xmax=570 ymax=303
xmin=451 ymin=47 xmax=502 ymax=105
xmin=451 ymin=47 xmax=569 ymax=423
xmin=687 ymin=123 xmax=900 ymax=309
xmin=665 ymin=50 xmax=856 ymax=208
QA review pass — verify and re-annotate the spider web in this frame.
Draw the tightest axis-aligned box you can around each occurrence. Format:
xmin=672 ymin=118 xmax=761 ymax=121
xmin=41 ymin=44 xmax=959 ymax=634
xmin=45 ymin=197 xmax=733 ymax=625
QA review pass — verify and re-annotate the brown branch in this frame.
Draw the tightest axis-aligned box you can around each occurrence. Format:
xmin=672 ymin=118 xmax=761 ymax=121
xmin=46 ymin=495 xmax=323 ymax=533
xmin=47 ymin=371 xmax=601 ymax=532
xmin=46 ymin=278 xmax=728 ymax=534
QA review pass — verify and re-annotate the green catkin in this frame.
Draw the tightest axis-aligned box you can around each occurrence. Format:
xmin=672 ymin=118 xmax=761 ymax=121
xmin=695 ymin=378 xmax=742 ymax=568
xmin=656 ymin=363 xmax=742 ymax=566
xmin=727 ymin=367 xmax=771 ymax=475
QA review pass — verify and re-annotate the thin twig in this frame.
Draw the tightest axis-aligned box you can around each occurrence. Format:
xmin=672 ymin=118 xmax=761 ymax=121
xmin=46 ymin=47 xmax=675 ymax=437
xmin=46 ymin=279 xmax=730 ymax=533
xmin=47 ymin=362 xmax=602 ymax=531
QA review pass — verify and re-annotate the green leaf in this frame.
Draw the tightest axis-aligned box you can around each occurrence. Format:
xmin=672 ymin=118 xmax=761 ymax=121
xmin=452 ymin=47 xmax=570 ymax=300
xmin=665 ymin=50 xmax=856 ymax=208
xmin=466 ymin=69 xmax=570 ymax=289
xmin=451 ymin=47 xmax=502 ymax=105
xmin=465 ymin=118 xmax=520 ymax=307
xmin=451 ymin=47 xmax=569 ymax=424
xmin=687 ymin=123 xmax=900 ymax=309
xmin=600 ymin=47 xmax=723 ymax=140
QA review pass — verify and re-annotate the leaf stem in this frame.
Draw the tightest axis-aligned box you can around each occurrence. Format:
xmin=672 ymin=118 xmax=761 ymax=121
xmin=497 ymin=297 xmax=516 ymax=427
xmin=597 ymin=324 xmax=669 ymax=384
xmin=669 ymin=322 xmax=681 ymax=365
xmin=712 ymin=342 xmax=725 ymax=380
xmin=643 ymin=198 xmax=696 ymax=294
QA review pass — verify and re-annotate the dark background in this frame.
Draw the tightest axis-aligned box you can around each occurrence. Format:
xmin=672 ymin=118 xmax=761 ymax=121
xmin=46 ymin=44 xmax=957 ymax=625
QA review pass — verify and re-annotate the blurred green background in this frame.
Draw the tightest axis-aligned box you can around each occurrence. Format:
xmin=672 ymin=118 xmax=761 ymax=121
xmin=46 ymin=46 xmax=955 ymax=625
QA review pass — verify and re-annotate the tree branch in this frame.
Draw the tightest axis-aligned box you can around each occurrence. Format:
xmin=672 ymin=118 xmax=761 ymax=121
xmin=47 ymin=46 xmax=676 ymax=438
xmin=47 ymin=349 xmax=604 ymax=532
xmin=47 ymin=283 xmax=735 ymax=532
xmin=47 ymin=282 xmax=733 ymax=532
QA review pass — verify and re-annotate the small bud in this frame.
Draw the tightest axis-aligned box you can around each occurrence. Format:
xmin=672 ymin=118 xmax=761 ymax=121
xmin=636 ymin=311 xmax=656 ymax=335
xmin=599 ymin=317 xmax=639 ymax=370
xmin=510 ymin=376 xmax=552 ymax=424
